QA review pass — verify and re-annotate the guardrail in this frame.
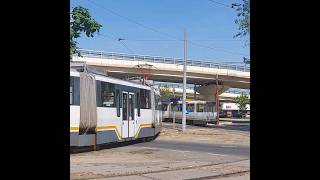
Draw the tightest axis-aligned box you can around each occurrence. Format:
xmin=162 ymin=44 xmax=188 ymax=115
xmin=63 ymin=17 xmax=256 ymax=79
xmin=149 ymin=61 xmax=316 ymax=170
xmin=224 ymin=89 xmax=250 ymax=95
xmin=155 ymin=83 xmax=250 ymax=95
xmin=155 ymin=83 xmax=194 ymax=89
xmin=76 ymin=49 xmax=250 ymax=72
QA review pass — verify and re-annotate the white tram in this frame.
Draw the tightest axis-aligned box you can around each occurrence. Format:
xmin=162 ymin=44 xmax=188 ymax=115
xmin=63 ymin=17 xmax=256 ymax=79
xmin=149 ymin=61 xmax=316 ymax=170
xmin=70 ymin=65 xmax=162 ymax=147
xmin=162 ymin=100 xmax=217 ymax=125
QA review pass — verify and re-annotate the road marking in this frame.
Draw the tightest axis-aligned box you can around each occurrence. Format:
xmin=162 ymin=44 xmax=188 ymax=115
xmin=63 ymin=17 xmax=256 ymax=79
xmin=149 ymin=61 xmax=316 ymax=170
xmin=220 ymin=145 xmax=236 ymax=148
xmin=167 ymin=149 xmax=191 ymax=153
xmin=207 ymin=153 xmax=226 ymax=156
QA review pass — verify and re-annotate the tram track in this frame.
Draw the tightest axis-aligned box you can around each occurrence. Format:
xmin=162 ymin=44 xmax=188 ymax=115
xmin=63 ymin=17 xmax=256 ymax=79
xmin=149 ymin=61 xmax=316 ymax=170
xmin=184 ymin=170 xmax=250 ymax=180
xmin=71 ymin=158 xmax=249 ymax=180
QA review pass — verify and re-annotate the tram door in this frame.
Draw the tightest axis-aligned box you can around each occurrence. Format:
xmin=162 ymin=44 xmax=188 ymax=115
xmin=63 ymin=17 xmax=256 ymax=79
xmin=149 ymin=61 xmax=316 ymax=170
xmin=121 ymin=92 xmax=136 ymax=138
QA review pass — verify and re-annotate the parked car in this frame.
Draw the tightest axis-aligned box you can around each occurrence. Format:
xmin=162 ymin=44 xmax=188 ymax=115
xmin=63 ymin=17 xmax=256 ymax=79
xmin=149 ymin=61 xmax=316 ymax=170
xmin=219 ymin=112 xmax=226 ymax=118
xmin=234 ymin=112 xmax=245 ymax=118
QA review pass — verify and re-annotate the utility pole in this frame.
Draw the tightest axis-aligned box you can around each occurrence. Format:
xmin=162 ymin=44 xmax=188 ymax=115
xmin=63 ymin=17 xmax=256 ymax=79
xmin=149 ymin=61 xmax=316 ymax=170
xmin=215 ymin=74 xmax=220 ymax=125
xmin=173 ymin=87 xmax=176 ymax=129
xmin=194 ymin=84 xmax=197 ymax=100
xmin=182 ymin=30 xmax=187 ymax=132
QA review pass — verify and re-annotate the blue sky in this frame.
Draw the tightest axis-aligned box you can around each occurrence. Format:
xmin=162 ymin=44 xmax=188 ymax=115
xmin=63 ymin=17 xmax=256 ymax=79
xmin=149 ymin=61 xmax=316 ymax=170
xmin=71 ymin=0 xmax=250 ymax=64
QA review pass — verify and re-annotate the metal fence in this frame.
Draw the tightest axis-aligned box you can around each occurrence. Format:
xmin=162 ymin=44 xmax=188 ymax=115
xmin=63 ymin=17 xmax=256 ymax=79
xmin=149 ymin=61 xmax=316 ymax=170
xmin=155 ymin=83 xmax=250 ymax=95
xmin=224 ymin=89 xmax=250 ymax=95
xmin=76 ymin=49 xmax=250 ymax=72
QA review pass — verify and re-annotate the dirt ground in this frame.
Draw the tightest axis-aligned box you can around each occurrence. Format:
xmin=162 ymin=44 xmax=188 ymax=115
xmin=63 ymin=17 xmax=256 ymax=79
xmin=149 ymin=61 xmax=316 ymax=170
xmin=70 ymin=123 xmax=250 ymax=180
xmin=159 ymin=122 xmax=250 ymax=145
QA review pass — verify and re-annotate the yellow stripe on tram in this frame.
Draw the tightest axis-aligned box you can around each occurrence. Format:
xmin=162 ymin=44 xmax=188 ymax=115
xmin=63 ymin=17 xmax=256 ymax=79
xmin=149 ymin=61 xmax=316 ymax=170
xmin=70 ymin=127 xmax=79 ymax=131
xmin=70 ymin=123 xmax=154 ymax=140
xmin=134 ymin=123 xmax=153 ymax=139
xmin=97 ymin=126 xmax=122 ymax=140
xmin=70 ymin=126 xmax=122 ymax=140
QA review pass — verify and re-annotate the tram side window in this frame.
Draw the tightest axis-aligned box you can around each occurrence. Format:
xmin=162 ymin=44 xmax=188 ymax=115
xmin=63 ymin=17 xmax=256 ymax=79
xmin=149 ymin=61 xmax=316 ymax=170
xmin=140 ymin=89 xmax=151 ymax=109
xmin=175 ymin=104 xmax=182 ymax=112
xmin=145 ymin=90 xmax=150 ymax=109
xmin=97 ymin=81 xmax=116 ymax=107
xmin=206 ymin=102 xmax=215 ymax=112
xmin=155 ymin=94 xmax=160 ymax=110
xmin=157 ymin=95 xmax=162 ymax=111
xmin=116 ymin=89 xmax=120 ymax=117
xmin=70 ymin=76 xmax=80 ymax=105
xmin=187 ymin=103 xmax=195 ymax=112
xmin=70 ymin=79 xmax=73 ymax=104
xmin=197 ymin=103 xmax=204 ymax=112
xmin=136 ymin=92 xmax=140 ymax=116
xmin=162 ymin=104 xmax=168 ymax=111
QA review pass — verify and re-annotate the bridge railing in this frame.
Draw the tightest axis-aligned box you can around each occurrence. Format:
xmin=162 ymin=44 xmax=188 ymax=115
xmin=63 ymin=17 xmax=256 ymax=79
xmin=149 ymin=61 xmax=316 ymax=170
xmin=155 ymin=83 xmax=250 ymax=95
xmin=76 ymin=49 xmax=250 ymax=72
xmin=155 ymin=83 xmax=194 ymax=90
xmin=224 ymin=89 xmax=250 ymax=95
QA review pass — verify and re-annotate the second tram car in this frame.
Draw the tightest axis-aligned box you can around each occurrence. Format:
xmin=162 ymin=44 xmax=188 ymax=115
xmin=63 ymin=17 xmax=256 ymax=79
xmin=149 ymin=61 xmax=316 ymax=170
xmin=162 ymin=100 xmax=217 ymax=125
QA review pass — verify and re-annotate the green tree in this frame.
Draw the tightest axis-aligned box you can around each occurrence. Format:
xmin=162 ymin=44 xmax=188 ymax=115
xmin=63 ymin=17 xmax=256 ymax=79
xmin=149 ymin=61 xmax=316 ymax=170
xmin=234 ymin=0 xmax=250 ymax=64
xmin=243 ymin=57 xmax=250 ymax=64
xmin=233 ymin=93 xmax=249 ymax=116
xmin=160 ymin=85 xmax=174 ymax=101
xmin=234 ymin=0 xmax=250 ymax=40
xmin=70 ymin=6 xmax=102 ymax=59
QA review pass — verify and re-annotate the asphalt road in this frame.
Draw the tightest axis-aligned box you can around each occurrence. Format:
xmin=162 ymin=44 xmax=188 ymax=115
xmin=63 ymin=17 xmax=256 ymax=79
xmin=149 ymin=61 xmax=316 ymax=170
xmin=133 ymin=138 xmax=250 ymax=157
xmin=213 ymin=124 xmax=250 ymax=132
xmin=163 ymin=121 xmax=250 ymax=134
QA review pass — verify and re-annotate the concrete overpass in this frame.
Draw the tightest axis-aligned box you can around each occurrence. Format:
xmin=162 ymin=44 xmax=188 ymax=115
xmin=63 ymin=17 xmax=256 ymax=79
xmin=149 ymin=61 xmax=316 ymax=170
xmin=72 ymin=49 xmax=250 ymax=89
xmin=72 ymin=49 xmax=250 ymax=103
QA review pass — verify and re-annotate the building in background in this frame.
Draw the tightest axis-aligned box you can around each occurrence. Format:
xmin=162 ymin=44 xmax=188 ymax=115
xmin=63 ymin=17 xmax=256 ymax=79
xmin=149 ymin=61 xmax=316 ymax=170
xmin=220 ymin=102 xmax=250 ymax=118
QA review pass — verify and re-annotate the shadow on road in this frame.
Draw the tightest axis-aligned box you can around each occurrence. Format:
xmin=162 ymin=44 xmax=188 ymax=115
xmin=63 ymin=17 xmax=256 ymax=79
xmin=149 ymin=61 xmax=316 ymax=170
xmin=214 ymin=124 xmax=250 ymax=132
xmin=134 ymin=139 xmax=250 ymax=157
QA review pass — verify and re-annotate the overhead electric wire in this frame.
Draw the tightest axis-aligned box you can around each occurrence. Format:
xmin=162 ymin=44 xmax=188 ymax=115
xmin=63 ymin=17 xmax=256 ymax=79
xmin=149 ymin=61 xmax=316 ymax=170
xmin=86 ymin=0 xmax=248 ymax=57
xmin=207 ymin=0 xmax=241 ymax=9
xmin=99 ymin=33 xmax=135 ymax=54
xmin=87 ymin=0 xmax=180 ymax=41
xmin=207 ymin=0 xmax=233 ymax=8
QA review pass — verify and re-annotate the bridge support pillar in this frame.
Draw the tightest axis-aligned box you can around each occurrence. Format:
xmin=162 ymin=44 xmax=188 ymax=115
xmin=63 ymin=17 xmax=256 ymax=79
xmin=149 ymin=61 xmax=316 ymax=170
xmin=194 ymin=84 xmax=229 ymax=102
xmin=173 ymin=87 xmax=176 ymax=129
xmin=215 ymin=85 xmax=220 ymax=125
xmin=194 ymin=82 xmax=227 ymax=126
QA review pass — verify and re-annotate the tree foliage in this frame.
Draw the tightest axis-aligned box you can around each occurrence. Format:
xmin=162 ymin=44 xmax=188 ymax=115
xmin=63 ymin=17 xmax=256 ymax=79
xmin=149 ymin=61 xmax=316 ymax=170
xmin=233 ymin=93 xmax=249 ymax=111
xmin=234 ymin=0 xmax=250 ymax=40
xmin=234 ymin=0 xmax=250 ymax=64
xmin=160 ymin=85 xmax=174 ymax=101
xmin=70 ymin=6 xmax=102 ymax=59
xmin=243 ymin=57 xmax=250 ymax=64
